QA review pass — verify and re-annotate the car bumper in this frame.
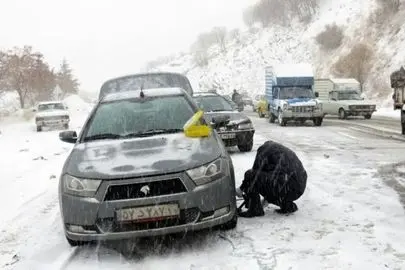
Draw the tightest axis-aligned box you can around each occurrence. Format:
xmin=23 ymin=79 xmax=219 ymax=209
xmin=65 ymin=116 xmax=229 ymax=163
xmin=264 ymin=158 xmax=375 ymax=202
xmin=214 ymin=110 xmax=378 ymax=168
xmin=217 ymin=129 xmax=254 ymax=147
xmin=347 ymin=110 xmax=376 ymax=116
xmin=60 ymin=169 xmax=236 ymax=241
xmin=36 ymin=118 xmax=69 ymax=126
xmin=282 ymin=110 xmax=323 ymax=119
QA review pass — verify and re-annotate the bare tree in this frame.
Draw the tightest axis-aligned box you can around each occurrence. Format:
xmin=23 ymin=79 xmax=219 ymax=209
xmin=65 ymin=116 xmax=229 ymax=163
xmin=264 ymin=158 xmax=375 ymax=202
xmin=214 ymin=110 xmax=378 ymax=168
xmin=212 ymin=27 xmax=227 ymax=53
xmin=332 ymin=43 xmax=374 ymax=92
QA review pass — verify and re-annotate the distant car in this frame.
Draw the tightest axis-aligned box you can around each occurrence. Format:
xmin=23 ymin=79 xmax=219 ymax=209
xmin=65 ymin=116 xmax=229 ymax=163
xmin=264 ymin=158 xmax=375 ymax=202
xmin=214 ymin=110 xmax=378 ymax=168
xmin=58 ymin=86 xmax=237 ymax=246
xmin=34 ymin=101 xmax=70 ymax=132
xmin=193 ymin=92 xmax=254 ymax=152
xmin=98 ymin=72 xmax=193 ymax=100
xmin=223 ymin=95 xmax=243 ymax=112
xmin=241 ymin=94 xmax=253 ymax=107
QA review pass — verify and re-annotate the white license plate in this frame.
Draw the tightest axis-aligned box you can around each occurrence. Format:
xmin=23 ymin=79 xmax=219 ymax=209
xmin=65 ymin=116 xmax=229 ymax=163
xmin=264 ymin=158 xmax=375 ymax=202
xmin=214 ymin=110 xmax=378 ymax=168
xmin=116 ymin=204 xmax=180 ymax=223
xmin=220 ymin=133 xmax=236 ymax=139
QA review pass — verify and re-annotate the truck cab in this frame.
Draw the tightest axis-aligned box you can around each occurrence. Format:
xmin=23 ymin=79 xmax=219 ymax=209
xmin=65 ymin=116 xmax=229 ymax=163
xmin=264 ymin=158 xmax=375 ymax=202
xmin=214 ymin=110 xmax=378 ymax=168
xmin=265 ymin=64 xmax=324 ymax=126
xmin=390 ymin=66 xmax=405 ymax=134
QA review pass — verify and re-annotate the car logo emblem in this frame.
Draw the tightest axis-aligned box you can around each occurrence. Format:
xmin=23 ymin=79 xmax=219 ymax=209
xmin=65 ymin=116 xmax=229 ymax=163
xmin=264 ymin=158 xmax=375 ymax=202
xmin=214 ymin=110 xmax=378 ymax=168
xmin=140 ymin=185 xmax=150 ymax=196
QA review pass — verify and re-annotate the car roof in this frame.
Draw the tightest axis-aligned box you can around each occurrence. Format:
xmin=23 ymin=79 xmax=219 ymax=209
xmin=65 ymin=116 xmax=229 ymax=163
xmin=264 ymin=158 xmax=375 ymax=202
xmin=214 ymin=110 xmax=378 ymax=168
xmin=101 ymin=87 xmax=187 ymax=102
xmin=38 ymin=101 xmax=64 ymax=105
xmin=101 ymin=71 xmax=188 ymax=85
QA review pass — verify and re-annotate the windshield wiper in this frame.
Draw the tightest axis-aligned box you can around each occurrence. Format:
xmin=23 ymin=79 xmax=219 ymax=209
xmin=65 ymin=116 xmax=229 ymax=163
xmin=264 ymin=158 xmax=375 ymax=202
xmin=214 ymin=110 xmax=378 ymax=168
xmin=83 ymin=133 xmax=122 ymax=142
xmin=122 ymin=128 xmax=183 ymax=138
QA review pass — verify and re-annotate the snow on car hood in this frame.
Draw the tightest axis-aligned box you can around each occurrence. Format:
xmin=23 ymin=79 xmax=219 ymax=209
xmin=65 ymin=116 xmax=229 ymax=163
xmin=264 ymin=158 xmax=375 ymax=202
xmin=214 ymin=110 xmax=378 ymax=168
xmin=64 ymin=133 xmax=222 ymax=179
xmin=285 ymin=97 xmax=318 ymax=106
xmin=203 ymin=111 xmax=250 ymax=125
xmin=343 ymin=100 xmax=376 ymax=106
xmin=36 ymin=110 xmax=69 ymax=117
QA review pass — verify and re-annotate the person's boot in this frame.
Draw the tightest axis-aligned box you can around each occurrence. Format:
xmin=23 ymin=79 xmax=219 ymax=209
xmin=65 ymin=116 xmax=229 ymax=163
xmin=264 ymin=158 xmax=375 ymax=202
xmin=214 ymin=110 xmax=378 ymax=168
xmin=238 ymin=194 xmax=265 ymax=218
xmin=275 ymin=201 xmax=298 ymax=214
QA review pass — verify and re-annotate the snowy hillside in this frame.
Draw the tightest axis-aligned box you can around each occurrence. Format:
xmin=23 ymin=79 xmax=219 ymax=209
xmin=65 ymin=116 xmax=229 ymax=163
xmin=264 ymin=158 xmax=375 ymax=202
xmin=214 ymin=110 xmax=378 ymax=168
xmin=148 ymin=0 xmax=405 ymax=107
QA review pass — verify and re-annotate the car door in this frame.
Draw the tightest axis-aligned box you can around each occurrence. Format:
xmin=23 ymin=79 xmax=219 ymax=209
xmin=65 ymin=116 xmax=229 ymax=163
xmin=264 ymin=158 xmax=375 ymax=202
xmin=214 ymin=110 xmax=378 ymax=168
xmin=327 ymin=91 xmax=339 ymax=115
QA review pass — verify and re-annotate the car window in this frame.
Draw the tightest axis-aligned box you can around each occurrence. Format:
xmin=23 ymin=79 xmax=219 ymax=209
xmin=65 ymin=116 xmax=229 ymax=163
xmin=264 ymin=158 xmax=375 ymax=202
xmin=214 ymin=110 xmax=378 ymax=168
xmin=194 ymin=96 xmax=234 ymax=112
xmin=38 ymin=103 xmax=65 ymax=111
xmin=99 ymin=73 xmax=193 ymax=99
xmin=85 ymin=95 xmax=195 ymax=137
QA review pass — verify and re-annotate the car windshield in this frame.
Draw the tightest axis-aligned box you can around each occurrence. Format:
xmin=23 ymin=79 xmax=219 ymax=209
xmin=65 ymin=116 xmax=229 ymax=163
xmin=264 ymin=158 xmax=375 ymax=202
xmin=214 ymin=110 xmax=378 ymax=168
xmin=99 ymin=73 xmax=193 ymax=99
xmin=338 ymin=91 xmax=362 ymax=100
xmin=84 ymin=95 xmax=195 ymax=140
xmin=279 ymin=87 xmax=314 ymax=99
xmin=38 ymin=103 xmax=65 ymax=111
xmin=193 ymin=95 xmax=234 ymax=112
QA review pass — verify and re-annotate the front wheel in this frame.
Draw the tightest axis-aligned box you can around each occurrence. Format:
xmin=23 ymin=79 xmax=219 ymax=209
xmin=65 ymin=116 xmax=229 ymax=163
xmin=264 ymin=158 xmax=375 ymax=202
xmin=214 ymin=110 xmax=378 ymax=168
xmin=238 ymin=140 xmax=253 ymax=152
xmin=364 ymin=114 xmax=372 ymax=119
xmin=338 ymin=108 xmax=347 ymax=120
xmin=219 ymin=214 xmax=238 ymax=230
xmin=313 ymin=117 xmax=323 ymax=126
xmin=36 ymin=125 xmax=42 ymax=132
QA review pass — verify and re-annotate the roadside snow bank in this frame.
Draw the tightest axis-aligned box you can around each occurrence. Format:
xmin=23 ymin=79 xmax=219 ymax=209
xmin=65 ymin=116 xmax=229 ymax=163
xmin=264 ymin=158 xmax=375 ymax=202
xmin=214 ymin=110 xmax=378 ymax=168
xmin=0 ymin=92 xmax=20 ymax=117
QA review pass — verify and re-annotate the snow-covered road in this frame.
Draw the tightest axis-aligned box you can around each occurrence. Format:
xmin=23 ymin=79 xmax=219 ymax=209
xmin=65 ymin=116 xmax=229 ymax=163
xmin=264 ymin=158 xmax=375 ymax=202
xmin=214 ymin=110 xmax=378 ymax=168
xmin=1 ymin=107 xmax=405 ymax=270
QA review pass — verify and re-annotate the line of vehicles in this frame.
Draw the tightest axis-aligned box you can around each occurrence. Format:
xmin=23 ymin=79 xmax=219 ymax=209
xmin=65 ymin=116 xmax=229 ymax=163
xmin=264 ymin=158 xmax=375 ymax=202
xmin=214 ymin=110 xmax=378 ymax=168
xmin=35 ymin=64 xmax=394 ymax=246
xmin=253 ymin=63 xmax=377 ymax=126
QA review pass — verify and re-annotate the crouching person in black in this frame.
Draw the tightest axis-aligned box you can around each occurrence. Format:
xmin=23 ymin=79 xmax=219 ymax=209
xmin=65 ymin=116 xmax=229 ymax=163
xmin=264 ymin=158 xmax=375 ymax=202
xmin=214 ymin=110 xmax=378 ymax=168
xmin=236 ymin=140 xmax=307 ymax=217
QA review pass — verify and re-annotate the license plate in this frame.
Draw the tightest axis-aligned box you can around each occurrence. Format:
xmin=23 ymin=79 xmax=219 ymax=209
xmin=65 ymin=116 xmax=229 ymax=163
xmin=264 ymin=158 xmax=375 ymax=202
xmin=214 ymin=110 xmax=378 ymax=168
xmin=116 ymin=204 xmax=180 ymax=223
xmin=220 ymin=133 xmax=236 ymax=139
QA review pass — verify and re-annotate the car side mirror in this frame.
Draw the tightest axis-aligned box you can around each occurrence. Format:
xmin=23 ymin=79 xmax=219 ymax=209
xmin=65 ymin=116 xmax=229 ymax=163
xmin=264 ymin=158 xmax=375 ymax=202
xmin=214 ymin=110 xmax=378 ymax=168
xmin=59 ymin=130 xmax=78 ymax=144
xmin=362 ymin=97 xmax=365 ymax=100
xmin=314 ymin=92 xmax=319 ymax=98
xmin=211 ymin=115 xmax=230 ymax=128
xmin=32 ymin=108 xmax=37 ymax=112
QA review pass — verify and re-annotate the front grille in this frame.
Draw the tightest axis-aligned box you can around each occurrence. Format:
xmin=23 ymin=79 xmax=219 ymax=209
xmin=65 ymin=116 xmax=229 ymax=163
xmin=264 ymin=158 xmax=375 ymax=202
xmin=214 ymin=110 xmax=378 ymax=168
xmin=96 ymin=208 xmax=200 ymax=232
xmin=352 ymin=105 xmax=370 ymax=110
xmin=104 ymin=178 xmax=187 ymax=201
xmin=291 ymin=106 xmax=314 ymax=113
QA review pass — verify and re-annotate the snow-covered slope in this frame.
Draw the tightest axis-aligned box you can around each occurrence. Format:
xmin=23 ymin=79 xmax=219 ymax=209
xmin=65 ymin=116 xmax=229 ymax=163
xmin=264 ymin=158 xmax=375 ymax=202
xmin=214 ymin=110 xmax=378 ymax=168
xmin=148 ymin=0 xmax=404 ymax=109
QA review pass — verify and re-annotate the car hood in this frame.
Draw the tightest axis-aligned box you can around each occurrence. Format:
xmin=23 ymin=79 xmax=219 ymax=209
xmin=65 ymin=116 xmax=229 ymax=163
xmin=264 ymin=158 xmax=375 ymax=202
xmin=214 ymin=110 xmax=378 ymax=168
xmin=343 ymin=100 xmax=376 ymax=106
xmin=64 ymin=133 xmax=222 ymax=179
xmin=285 ymin=97 xmax=319 ymax=106
xmin=203 ymin=111 xmax=250 ymax=125
xmin=36 ymin=110 xmax=69 ymax=117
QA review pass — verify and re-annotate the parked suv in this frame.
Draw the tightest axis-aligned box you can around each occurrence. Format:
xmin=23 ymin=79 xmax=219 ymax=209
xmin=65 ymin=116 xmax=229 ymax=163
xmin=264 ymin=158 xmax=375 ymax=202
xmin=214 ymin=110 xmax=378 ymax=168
xmin=58 ymin=86 xmax=237 ymax=246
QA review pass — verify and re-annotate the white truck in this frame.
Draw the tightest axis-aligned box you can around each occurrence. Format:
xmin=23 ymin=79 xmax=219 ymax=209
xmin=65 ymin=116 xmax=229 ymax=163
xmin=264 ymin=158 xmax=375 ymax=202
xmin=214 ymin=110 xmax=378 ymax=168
xmin=314 ymin=78 xmax=376 ymax=119
xmin=33 ymin=101 xmax=70 ymax=132
xmin=265 ymin=64 xmax=324 ymax=126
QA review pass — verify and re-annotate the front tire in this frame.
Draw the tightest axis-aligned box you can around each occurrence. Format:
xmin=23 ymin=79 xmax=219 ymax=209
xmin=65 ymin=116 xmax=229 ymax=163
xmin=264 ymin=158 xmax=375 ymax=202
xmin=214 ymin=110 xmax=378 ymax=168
xmin=219 ymin=214 xmax=238 ymax=230
xmin=238 ymin=140 xmax=253 ymax=152
xmin=313 ymin=117 xmax=323 ymax=126
xmin=36 ymin=125 xmax=42 ymax=132
xmin=338 ymin=108 xmax=347 ymax=120
xmin=364 ymin=114 xmax=372 ymax=119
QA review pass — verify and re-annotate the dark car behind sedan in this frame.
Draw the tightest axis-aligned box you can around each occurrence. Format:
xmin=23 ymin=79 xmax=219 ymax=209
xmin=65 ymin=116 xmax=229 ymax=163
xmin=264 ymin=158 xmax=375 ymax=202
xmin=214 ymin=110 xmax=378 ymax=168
xmin=193 ymin=92 xmax=254 ymax=152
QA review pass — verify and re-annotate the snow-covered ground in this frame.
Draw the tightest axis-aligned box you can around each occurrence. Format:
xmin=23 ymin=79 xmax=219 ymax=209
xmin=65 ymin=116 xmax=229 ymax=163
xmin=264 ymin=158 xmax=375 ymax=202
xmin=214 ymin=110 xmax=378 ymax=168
xmin=1 ymin=100 xmax=405 ymax=269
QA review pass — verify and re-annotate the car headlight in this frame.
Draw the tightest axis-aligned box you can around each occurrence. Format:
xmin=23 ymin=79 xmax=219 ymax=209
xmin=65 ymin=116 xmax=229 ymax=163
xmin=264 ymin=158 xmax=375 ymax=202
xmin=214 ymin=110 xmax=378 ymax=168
xmin=238 ymin=122 xmax=253 ymax=129
xmin=283 ymin=103 xmax=289 ymax=110
xmin=370 ymin=105 xmax=376 ymax=110
xmin=62 ymin=174 xmax=101 ymax=197
xmin=186 ymin=158 xmax=224 ymax=186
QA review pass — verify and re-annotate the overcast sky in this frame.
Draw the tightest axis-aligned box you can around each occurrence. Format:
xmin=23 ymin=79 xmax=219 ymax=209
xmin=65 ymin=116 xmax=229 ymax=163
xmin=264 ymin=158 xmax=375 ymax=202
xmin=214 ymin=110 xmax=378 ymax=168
xmin=0 ymin=0 xmax=251 ymax=93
